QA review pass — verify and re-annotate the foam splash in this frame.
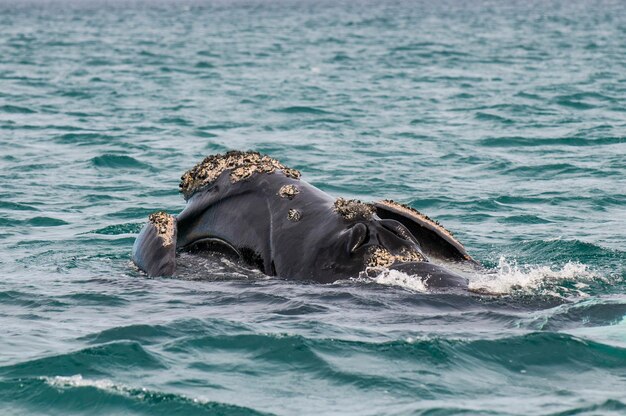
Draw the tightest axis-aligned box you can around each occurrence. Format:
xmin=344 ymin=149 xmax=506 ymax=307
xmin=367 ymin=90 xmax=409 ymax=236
xmin=358 ymin=268 xmax=428 ymax=293
xmin=350 ymin=257 xmax=600 ymax=297
xmin=42 ymin=375 xmax=131 ymax=396
xmin=468 ymin=256 xmax=599 ymax=296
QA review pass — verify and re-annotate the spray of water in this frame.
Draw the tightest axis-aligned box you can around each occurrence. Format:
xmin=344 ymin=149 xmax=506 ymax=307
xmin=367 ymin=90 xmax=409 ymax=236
xmin=469 ymin=256 xmax=599 ymax=296
xmin=353 ymin=256 xmax=600 ymax=297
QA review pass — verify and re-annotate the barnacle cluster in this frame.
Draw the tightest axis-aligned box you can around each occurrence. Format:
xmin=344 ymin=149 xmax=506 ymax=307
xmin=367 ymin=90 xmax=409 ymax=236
xmin=333 ymin=197 xmax=375 ymax=221
xmin=148 ymin=211 xmax=175 ymax=246
xmin=287 ymin=208 xmax=302 ymax=222
xmin=278 ymin=184 xmax=300 ymax=200
xmin=394 ymin=248 xmax=426 ymax=263
xmin=179 ymin=151 xmax=301 ymax=199
xmin=367 ymin=247 xmax=395 ymax=268
xmin=366 ymin=246 xmax=425 ymax=268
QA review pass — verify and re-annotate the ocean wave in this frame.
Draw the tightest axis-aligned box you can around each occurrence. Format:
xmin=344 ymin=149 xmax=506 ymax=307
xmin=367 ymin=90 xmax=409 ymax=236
xmin=0 ymin=216 xmax=68 ymax=228
xmin=0 ymin=290 xmax=67 ymax=309
xmin=80 ymin=318 xmax=252 ymax=345
xmin=272 ymin=106 xmax=331 ymax=115
xmin=153 ymin=325 xmax=626 ymax=373
xmin=496 ymin=239 xmax=625 ymax=272
xmin=503 ymin=163 xmax=601 ymax=177
xmin=0 ymin=341 xmax=166 ymax=379
xmin=497 ymin=214 xmax=553 ymax=224
xmin=479 ymin=135 xmax=625 ymax=147
xmin=90 ymin=223 xmax=144 ymax=235
xmin=0 ymin=104 xmax=36 ymax=114
xmin=0 ymin=375 xmax=267 ymax=416
xmin=55 ymin=133 xmax=118 ymax=145
xmin=456 ymin=332 xmax=626 ymax=370
xmin=91 ymin=155 xmax=155 ymax=171
xmin=520 ymin=297 xmax=626 ymax=332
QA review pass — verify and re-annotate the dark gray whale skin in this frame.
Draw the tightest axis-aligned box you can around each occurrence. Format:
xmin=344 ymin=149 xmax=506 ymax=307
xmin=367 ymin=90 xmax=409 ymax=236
xmin=132 ymin=153 xmax=477 ymax=289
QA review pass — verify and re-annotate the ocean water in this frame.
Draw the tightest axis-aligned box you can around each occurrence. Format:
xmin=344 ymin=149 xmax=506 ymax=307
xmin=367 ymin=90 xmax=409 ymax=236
xmin=1 ymin=0 xmax=625 ymax=414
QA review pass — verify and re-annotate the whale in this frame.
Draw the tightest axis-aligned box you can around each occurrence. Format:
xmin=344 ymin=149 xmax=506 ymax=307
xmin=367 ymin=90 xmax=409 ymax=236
xmin=132 ymin=151 xmax=478 ymax=289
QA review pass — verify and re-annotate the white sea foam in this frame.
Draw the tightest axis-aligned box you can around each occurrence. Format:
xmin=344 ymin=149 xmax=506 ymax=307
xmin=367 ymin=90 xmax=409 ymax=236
xmin=468 ymin=256 xmax=599 ymax=296
xmin=43 ymin=375 xmax=126 ymax=393
xmin=361 ymin=268 xmax=428 ymax=292
xmin=351 ymin=257 xmax=599 ymax=297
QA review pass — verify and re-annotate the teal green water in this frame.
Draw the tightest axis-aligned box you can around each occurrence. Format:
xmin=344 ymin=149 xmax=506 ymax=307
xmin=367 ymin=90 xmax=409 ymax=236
xmin=1 ymin=0 xmax=626 ymax=414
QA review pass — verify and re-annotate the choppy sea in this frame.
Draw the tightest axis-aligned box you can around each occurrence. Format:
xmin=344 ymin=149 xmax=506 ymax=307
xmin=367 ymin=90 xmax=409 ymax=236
xmin=1 ymin=0 xmax=625 ymax=414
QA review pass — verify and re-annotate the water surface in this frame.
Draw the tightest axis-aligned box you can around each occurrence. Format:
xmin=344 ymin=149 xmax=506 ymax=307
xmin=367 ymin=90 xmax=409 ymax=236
xmin=1 ymin=0 xmax=625 ymax=414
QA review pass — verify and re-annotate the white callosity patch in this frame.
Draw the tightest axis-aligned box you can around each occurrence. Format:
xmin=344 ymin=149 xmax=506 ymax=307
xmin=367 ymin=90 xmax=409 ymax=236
xmin=179 ymin=151 xmax=301 ymax=200
xmin=287 ymin=208 xmax=302 ymax=222
xmin=468 ymin=256 xmax=599 ymax=296
xmin=333 ymin=197 xmax=375 ymax=221
xmin=278 ymin=184 xmax=300 ymax=199
xmin=43 ymin=375 xmax=125 ymax=393
xmin=148 ymin=211 xmax=175 ymax=247
xmin=366 ymin=247 xmax=395 ymax=268
xmin=366 ymin=246 xmax=425 ymax=268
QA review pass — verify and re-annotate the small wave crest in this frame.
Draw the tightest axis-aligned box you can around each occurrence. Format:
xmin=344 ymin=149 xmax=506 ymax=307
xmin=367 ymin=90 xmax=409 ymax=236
xmin=43 ymin=374 xmax=120 ymax=392
xmin=91 ymin=154 xmax=154 ymax=171
xmin=37 ymin=375 xmax=265 ymax=414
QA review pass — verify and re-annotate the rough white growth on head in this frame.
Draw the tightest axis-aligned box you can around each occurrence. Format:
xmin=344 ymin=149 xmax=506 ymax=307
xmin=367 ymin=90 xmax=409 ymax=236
xmin=287 ymin=208 xmax=302 ymax=222
xmin=278 ymin=184 xmax=300 ymax=199
xmin=367 ymin=246 xmax=425 ymax=268
xmin=148 ymin=211 xmax=175 ymax=246
xmin=334 ymin=197 xmax=375 ymax=221
xmin=179 ymin=151 xmax=301 ymax=199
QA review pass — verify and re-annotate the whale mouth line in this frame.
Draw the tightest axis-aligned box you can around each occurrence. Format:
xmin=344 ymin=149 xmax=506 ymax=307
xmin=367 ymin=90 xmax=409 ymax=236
xmin=182 ymin=237 xmax=241 ymax=260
